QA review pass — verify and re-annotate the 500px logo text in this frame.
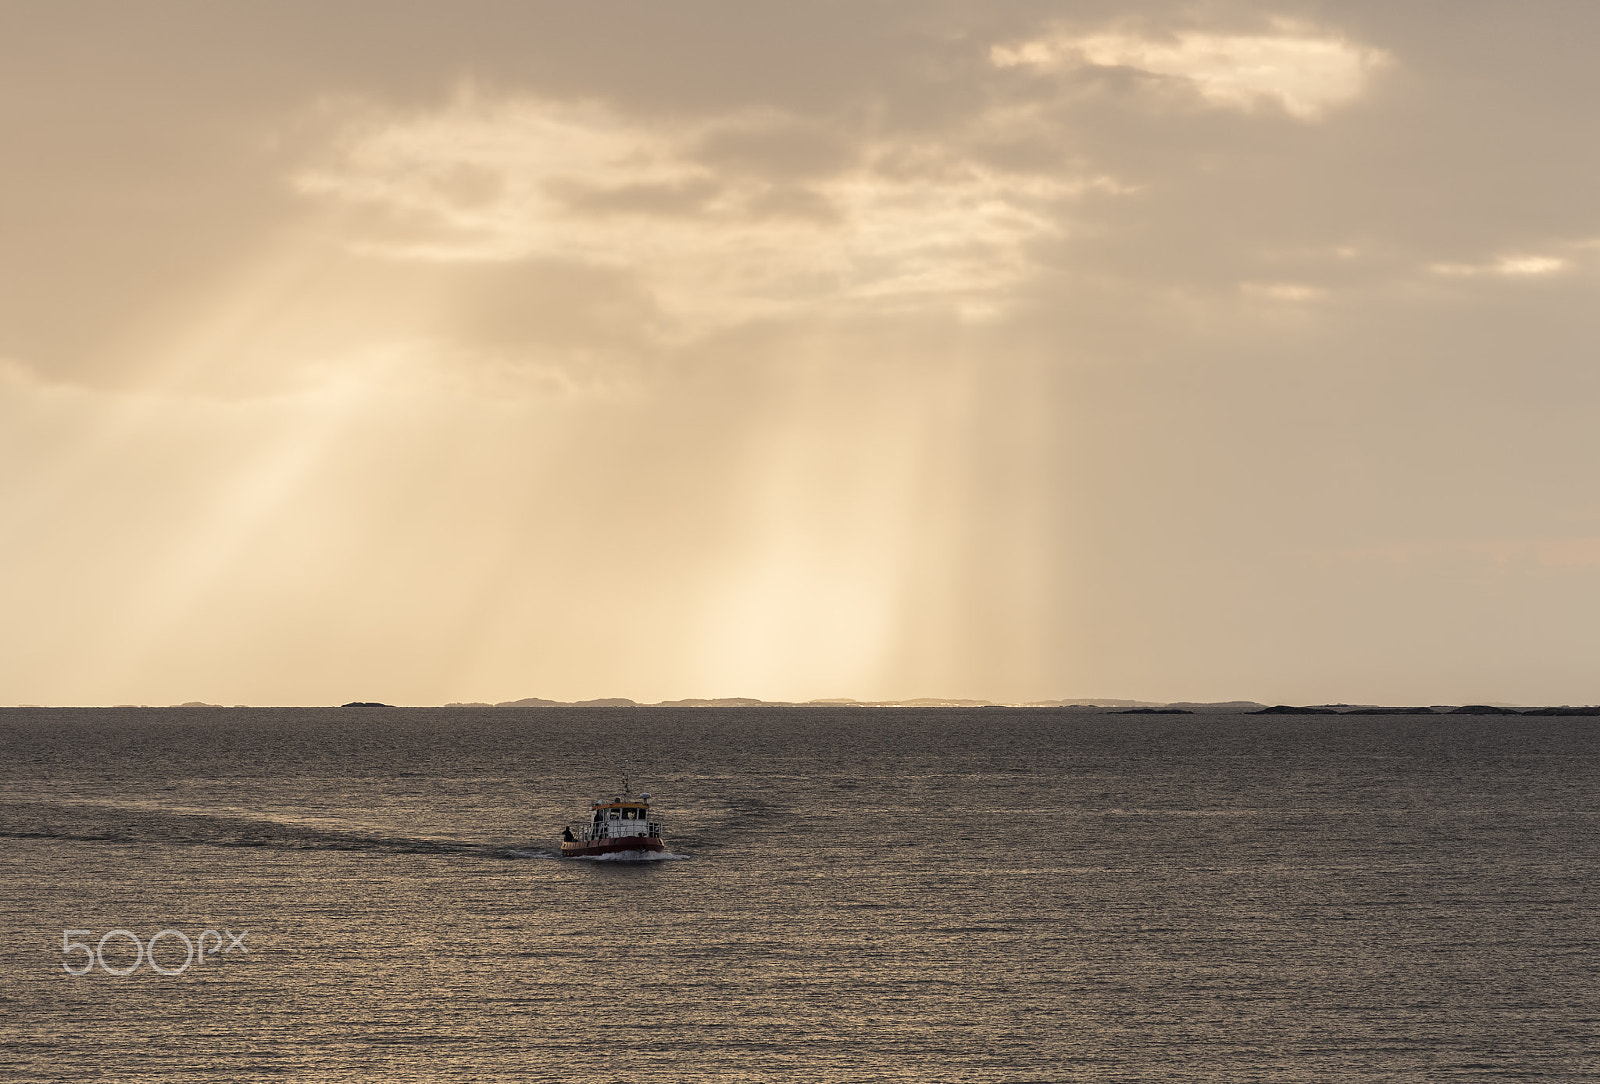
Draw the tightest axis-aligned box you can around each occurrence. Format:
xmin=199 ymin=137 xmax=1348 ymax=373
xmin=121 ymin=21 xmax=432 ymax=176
xmin=62 ymin=928 xmax=249 ymax=976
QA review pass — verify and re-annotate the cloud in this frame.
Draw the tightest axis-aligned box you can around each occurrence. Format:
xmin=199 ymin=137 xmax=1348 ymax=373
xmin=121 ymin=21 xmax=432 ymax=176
xmin=294 ymin=91 xmax=1114 ymax=331
xmin=1241 ymin=281 xmax=1327 ymax=302
xmin=992 ymin=25 xmax=1389 ymax=120
xmin=1428 ymin=254 xmax=1571 ymax=278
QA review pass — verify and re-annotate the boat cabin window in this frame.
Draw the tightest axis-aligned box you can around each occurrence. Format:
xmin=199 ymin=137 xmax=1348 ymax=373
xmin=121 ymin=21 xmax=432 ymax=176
xmin=623 ymin=808 xmax=635 ymax=819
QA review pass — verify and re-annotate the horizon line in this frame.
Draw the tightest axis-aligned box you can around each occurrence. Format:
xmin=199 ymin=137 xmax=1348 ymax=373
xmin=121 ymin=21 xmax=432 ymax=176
xmin=9 ymin=698 xmax=1598 ymax=712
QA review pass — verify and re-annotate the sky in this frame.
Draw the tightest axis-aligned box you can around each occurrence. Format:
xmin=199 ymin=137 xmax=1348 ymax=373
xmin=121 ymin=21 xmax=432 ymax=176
xmin=3 ymin=1 xmax=1599 ymax=707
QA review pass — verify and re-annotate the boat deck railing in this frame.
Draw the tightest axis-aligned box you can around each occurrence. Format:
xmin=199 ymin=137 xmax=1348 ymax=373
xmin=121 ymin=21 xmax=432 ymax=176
xmin=582 ymin=821 xmax=664 ymax=841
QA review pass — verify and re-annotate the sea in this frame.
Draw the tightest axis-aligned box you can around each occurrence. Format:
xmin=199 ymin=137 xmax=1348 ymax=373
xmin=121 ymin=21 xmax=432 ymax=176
xmin=1 ymin=706 xmax=1597 ymax=1082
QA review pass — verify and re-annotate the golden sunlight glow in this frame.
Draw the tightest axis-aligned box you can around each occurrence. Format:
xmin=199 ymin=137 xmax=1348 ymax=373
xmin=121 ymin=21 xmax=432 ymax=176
xmin=6 ymin=6 xmax=1600 ymax=707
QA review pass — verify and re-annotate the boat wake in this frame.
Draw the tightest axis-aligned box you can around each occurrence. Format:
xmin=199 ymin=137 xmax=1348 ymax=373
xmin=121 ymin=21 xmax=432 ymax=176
xmin=570 ymin=850 xmax=690 ymax=862
xmin=0 ymin=797 xmax=564 ymax=861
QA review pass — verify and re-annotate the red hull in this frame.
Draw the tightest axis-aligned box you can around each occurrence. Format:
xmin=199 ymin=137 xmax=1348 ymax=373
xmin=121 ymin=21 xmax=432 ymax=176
xmin=560 ymin=836 xmax=666 ymax=858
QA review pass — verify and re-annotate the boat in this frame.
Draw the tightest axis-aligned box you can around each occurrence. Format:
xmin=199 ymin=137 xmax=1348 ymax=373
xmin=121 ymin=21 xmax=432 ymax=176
xmin=560 ymin=784 xmax=666 ymax=858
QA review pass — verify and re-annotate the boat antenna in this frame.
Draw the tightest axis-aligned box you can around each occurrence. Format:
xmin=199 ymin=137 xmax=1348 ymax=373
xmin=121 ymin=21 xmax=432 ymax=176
xmin=623 ymin=769 xmax=630 ymax=796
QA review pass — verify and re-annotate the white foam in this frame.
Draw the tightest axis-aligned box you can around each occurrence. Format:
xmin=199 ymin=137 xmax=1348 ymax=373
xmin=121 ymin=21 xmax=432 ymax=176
xmin=575 ymin=850 xmax=690 ymax=862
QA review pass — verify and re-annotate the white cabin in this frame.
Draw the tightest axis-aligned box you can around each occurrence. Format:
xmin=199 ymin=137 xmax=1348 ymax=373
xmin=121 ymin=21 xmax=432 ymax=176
xmin=576 ymin=795 xmax=660 ymax=842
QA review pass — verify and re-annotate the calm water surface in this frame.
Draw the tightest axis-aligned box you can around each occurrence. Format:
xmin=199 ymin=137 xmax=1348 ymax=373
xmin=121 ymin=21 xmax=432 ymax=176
xmin=1 ymin=707 xmax=1597 ymax=1081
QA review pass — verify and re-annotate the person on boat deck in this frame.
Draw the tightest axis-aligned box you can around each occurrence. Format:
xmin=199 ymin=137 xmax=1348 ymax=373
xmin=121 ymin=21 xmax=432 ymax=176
xmin=562 ymin=826 xmax=575 ymax=842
